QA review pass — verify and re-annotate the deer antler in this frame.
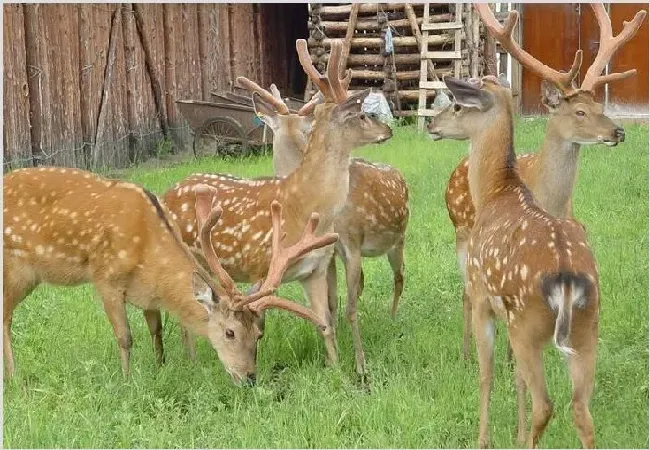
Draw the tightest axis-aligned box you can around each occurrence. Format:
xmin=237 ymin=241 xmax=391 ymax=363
xmin=194 ymin=185 xmax=336 ymax=330
xmin=236 ymin=77 xmax=290 ymax=115
xmin=474 ymin=4 xmax=583 ymax=95
xmin=580 ymin=4 xmax=647 ymax=93
xmin=296 ymin=38 xmax=352 ymax=104
xmin=194 ymin=185 xmax=239 ymax=298
xmin=235 ymin=201 xmax=339 ymax=307
xmin=297 ymin=91 xmax=325 ymax=116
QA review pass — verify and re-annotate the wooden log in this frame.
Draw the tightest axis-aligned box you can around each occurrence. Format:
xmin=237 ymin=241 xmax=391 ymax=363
xmin=314 ymin=13 xmax=454 ymax=32
xmin=349 ymin=68 xmax=451 ymax=81
xmin=309 ymin=34 xmax=455 ymax=49
xmin=320 ymin=3 xmax=418 ymax=16
xmin=340 ymin=3 xmax=359 ymax=76
xmin=321 ymin=51 xmax=455 ymax=66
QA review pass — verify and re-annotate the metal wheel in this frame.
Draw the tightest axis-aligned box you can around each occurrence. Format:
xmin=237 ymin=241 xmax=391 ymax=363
xmin=193 ymin=117 xmax=250 ymax=158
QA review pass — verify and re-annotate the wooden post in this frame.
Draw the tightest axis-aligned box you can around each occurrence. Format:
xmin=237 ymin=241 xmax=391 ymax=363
xmin=306 ymin=3 xmax=324 ymax=100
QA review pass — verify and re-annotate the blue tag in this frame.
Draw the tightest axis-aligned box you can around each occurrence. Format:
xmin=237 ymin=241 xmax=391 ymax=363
xmin=253 ymin=115 xmax=264 ymax=127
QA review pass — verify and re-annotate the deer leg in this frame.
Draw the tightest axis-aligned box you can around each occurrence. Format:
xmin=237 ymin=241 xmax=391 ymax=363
xmin=301 ymin=271 xmax=338 ymax=366
xmin=456 ymin=232 xmax=472 ymax=360
xmin=143 ymin=309 xmax=165 ymax=365
xmin=508 ymin=327 xmax=553 ymax=448
xmin=3 ymin=260 xmax=37 ymax=379
xmin=387 ymin=236 xmax=405 ymax=318
xmin=326 ymin=254 xmax=339 ymax=321
xmin=472 ymin=297 xmax=496 ymax=449
xmin=515 ymin=362 xmax=528 ymax=446
xmin=98 ymin=284 xmax=132 ymax=377
xmin=342 ymin=246 xmax=365 ymax=376
xmin=181 ymin=326 xmax=197 ymax=361
xmin=568 ymin=323 xmax=597 ymax=448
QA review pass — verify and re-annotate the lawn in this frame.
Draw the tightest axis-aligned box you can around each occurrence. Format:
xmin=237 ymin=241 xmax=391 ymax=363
xmin=3 ymin=119 xmax=648 ymax=448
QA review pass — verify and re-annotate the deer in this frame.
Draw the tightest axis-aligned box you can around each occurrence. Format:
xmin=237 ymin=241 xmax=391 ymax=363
xmin=3 ymin=167 xmax=336 ymax=385
xmin=162 ymin=39 xmax=394 ymax=373
xmin=429 ymin=2 xmax=646 ymax=361
xmin=235 ymin=72 xmax=409 ymax=377
xmin=435 ymin=71 xmax=601 ymax=448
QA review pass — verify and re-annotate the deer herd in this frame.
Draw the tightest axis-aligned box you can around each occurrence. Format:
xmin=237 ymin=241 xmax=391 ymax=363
xmin=2 ymin=3 xmax=646 ymax=448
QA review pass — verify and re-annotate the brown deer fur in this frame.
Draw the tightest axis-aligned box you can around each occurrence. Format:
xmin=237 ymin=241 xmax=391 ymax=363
xmin=162 ymin=40 xmax=393 ymax=369
xmin=240 ymin=79 xmax=409 ymax=376
xmin=429 ymin=2 xmax=644 ymax=361
xmin=436 ymin=72 xmax=600 ymax=448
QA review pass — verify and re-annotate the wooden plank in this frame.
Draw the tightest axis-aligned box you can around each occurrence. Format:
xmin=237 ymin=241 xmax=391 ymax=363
xmin=420 ymin=81 xmax=448 ymax=89
xmin=79 ymin=3 xmax=114 ymax=169
xmin=132 ymin=3 xmax=169 ymax=137
xmin=24 ymin=4 xmax=83 ymax=168
xmin=92 ymin=5 xmax=130 ymax=169
xmin=422 ymin=22 xmax=464 ymax=31
xmin=320 ymin=3 xmax=411 ymax=16
xmin=417 ymin=3 xmax=430 ymax=132
xmin=423 ymin=51 xmax=462 ymax=60
xmin=3 ymin=4 xmax=33 ymax=170
xmin=230 ymin=4 xmax=258 ymax=81
xmin=198 ymin=4 xmax=232 ymax=97
xmin=121 ymin=4 xmax=162 ymax=163
xmin=417 ymin=109 xmax=444 ymax=117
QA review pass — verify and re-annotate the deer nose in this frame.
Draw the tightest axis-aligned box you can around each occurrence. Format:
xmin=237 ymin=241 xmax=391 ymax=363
xmin=614 ymin=126 xmax=625 ymax=142
xmin=246 ymin=372 xmax=256 ymax=386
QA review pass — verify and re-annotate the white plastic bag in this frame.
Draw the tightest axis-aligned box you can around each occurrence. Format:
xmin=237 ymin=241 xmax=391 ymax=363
xmin=362 ymin=92 xmax=394 ymax=124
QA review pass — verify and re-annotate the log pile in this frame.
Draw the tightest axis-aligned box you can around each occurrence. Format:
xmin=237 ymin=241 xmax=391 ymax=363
xmin=307 ymin=3 xmax=479 ymax=114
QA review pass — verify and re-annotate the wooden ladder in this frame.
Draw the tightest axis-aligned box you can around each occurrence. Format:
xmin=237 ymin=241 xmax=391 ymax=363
xmin=417 ymin=3 xmax=464 ymax=132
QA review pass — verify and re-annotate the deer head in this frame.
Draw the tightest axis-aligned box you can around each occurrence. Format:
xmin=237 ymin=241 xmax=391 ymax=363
xmin=235 ymin=77 xmax=325 ymax=177
xmin=295 ymin=39 xmax=393 ymax=152
xmin=192 ymin=184 xmax=338 ymax=386
xmin=430 ymin=4 xmax=645 ymax=147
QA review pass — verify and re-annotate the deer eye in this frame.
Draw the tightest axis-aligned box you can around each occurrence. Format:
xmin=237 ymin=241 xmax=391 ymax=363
xmin=576 ymin=110 xmax=586 ymax=117
xmin=359 ymin=113 xmax=367 ymax=120
xmin=225 ymin=329 xmax=235 ymax=340
xmin=453 ymin=104 xmax=462 ymax=113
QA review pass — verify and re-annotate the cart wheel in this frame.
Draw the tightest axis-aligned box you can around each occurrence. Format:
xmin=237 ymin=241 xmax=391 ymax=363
xmin=193 ymin=117 xmax=250 ymax=158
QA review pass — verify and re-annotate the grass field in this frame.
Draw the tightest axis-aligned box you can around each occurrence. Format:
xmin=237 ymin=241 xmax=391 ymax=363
xmin=3 ymin=119 xmax=648 ymax=448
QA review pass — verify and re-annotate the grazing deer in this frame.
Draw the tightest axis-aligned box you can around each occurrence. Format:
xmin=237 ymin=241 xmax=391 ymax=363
xmin=430 ymin=3 xmax=646 ymax=361
xmin=162 ymin=39 xmax=393 ymax=370
xmin=2 ymin=168 xmax=333 ymax=385
xmin=438 ymin=71 xmax=601 ymax=448
xmin=235 ymin=74 xmax=409 ymax=376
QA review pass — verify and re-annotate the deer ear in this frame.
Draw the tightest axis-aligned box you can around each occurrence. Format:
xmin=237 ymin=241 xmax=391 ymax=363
xmin=252 ymin=92 xmax=281 ymax=130
xmin=192 ymin=272 xmax=218 ymax=313
xmin=444 ymin=76 xmax=494 ymax=111
xmin=541 ymin=79 xmax=563 ymax=111
xmin=333 ymin=88 xmax=371 ymax=122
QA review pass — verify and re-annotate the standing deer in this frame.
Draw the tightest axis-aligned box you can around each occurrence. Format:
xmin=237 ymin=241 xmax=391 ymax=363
xmin=3 ymin=168 xmax=334 ymax=385
xmin=430 ymin=8 xmax=604 ymax=439
xmin=235 ymin=73 xmax=409 ymax=377
xmin=429 ymin=3 xmax=646 ymax=360
xmin=162 ymin=39 xmax=393 ymax=371
xmin=435 ymin=71 xmax=600 ymax=448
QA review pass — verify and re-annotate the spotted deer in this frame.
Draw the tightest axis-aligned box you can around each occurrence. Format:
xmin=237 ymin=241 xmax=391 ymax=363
xmin=235 ymin=73 xmax=409 ymax=377
xmin=162 ymin=39 xmax=393 ymax=370
xmin=430 ymin=3 xmax=646 ymax=361
xmin=3 ymin=168 xmax=332 ymax=385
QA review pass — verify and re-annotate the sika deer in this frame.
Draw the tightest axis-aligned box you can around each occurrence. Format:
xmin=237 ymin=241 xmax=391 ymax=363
xmin=3 ymin=168 xmax=332 ymax=385
xmin=430 ymin=3 xmax=646 ymax=360
xmin=235 ymin=74 xmax=409 ymax=376
xmin=163 ymin=39 xmax=393 ymax=370
xmin=436 ymin=69 xmax=600 ymax=450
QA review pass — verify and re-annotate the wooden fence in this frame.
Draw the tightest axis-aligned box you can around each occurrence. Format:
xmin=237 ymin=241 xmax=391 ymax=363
xmin=3 ymin=3 xmax=303 ymax=171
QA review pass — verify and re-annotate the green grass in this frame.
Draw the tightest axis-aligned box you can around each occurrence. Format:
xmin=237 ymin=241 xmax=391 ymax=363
xmin=4 ymin=119 xmax=648 ymax=448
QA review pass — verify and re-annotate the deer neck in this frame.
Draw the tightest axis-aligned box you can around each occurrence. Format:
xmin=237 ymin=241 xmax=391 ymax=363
xmin=529 ymin=122 xmax=581 ymax=218
xmin=281 ymin=120 xmax=351 ymax=229
xmin=468 ymin=110 xmax=518 ymax=212
xmin=273 ymin=131 xmax=307 ymax=178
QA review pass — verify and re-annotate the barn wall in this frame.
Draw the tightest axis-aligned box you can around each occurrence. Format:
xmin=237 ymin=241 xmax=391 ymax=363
xmin=3 ymin=3 xmax=307 ymax=172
